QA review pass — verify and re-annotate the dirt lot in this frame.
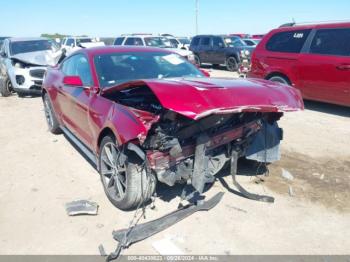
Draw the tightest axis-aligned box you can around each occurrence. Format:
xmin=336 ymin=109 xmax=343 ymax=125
xmin=0 ymin=69 xmax=350 ymax=255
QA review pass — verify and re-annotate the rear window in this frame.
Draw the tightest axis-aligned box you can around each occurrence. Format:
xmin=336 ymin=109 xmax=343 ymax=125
xmin=310 ymin=28 xmax=350 ymax=57
xmin=266 ymin=29 xmax=311 ymax=53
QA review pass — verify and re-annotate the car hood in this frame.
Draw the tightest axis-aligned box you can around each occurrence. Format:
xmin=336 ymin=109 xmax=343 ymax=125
xmin=11 ymin=50 xmax=63 ymax=66
xmin=102 ymin=77 xmax=304 ymax=120
xmin=79 ymin=42 xmax=105 ymax=48
xmin=166 ymin=48 xmax=193 ymax=57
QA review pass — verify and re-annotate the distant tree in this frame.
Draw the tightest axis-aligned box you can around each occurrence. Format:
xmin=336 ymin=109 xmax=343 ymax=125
xmin=41 ymin=33 xmax=69 ymax=39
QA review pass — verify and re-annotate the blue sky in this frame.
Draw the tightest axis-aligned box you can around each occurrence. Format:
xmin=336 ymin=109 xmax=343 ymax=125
xmin=2 ymin=0 xmax=350 ymax=37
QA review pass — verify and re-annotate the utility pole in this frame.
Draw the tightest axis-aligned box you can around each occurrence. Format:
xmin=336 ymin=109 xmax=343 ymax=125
xmin=195 ymin=0 xmax=199 ymax=35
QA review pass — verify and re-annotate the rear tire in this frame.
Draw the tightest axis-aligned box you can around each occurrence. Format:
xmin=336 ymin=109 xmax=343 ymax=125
xmin=0 ymin=75 xmax=13 ymax=97
xmin=99 ymin=136 xmax=156 ymax=210
xmin=268 ymin=75 xmax=290 ymax=85
xmin=226 ymin=56 xmax=238 ymax=71
xmin=43 ymin=93 xmax=61 ymax=134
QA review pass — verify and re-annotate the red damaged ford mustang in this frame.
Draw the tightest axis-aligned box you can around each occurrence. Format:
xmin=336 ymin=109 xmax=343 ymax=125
xmin=42 ymin=46 xmax=303 ymax=210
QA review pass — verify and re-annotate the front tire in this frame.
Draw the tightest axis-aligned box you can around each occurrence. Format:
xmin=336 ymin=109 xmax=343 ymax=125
xmin=194 ymin=54 xmax=201 ymax=67
xmin=226 ymin=56 xmax=238 ymax=72
xmin=0 ymin=75 xmax=13 ymax=97
xmin=43 ymin=93 xmax=61 ymax=134
xmin=99 ymin=136 xmax=156 ymax=210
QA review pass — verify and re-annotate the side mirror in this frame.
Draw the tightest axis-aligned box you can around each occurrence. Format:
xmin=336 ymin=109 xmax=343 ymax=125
xmin=63 ymin=76 xmax=83 ymax=86
xmin=0 ymin=50 xmax=7 ymax=58
xmin=200 ymin=69 xmax=210 ymax=77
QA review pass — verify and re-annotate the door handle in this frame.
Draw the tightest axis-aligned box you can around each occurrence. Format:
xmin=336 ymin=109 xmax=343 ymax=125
xmin=336 ymin=64 xmax=350 ymax=70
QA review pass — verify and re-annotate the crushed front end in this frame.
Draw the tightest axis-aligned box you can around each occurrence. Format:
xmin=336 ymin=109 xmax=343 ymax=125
xmin=102 ymin=78 xmax=303 ymax=195
xmin=142 ymin=110 xmax=282 ymax=193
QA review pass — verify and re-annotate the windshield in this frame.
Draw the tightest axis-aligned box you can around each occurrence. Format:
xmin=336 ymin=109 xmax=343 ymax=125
xmin=10 ymin=40 xmax=59 ymax=55
xmin=144 ymin=37 xmax=166 ymax=47
xmin=224 ymin=37 xmax=246 ymax=48
xmin=94 ymin=51 xmax=204 ymax=88
xmin=178 ymin=38 xmax=190 ymax=44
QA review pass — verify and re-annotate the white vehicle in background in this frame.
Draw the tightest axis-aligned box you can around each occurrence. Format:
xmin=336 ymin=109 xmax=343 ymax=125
xmin=166 ymin=37 xmax=191 ymax=50
xmin=113 ymin=35 xmax=195 ymax=61
xmin=242 ymin=38 xmax=261 ymax=48
xmin=61 ymin=37 xmax=105 ymax=56
xmin=0 ymin=37 xmax=62 ymax=97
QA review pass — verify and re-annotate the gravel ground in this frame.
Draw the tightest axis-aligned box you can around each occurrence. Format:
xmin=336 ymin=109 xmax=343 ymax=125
xmin=0 ymin=69 xmax=349 ymax=255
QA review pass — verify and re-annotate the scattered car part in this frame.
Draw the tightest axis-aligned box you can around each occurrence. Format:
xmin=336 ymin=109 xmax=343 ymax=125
xmin=102 ymin=192 xmax=224 ymax=261
xmin=230 ymin=150 xmax=274 ymax=203
xmin=65 ymin=200 xmax=99 ymax=216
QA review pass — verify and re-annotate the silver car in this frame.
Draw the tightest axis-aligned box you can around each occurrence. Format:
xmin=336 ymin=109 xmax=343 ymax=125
xmin=0 ymin=37 xmax=62 ymax=97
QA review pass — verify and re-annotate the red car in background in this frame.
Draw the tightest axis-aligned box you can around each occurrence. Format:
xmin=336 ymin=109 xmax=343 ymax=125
xmin=42 ymin=46 xmax=303 ymax=210
xmin=249 ymin=22 xmax=350 ymax=107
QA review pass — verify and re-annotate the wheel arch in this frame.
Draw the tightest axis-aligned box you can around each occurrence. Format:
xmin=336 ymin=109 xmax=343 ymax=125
xmin=97 ymin=127 xmax=117 ymax=152
xmin=265 ymin=72 xmax=292 ymax=85
xmin=226 ymin=52 xmax=240 ymax=62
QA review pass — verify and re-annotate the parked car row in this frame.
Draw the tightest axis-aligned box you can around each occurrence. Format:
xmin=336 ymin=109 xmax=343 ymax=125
xmin=113 ymin=34 xmax=194 ymax=60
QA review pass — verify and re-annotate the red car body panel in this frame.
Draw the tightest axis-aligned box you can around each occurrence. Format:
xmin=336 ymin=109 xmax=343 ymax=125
xmin=43 ymin=46 xmax=303 ymax=158
xmin=103 ymin=77 xmax=303 ymax=120
xmin=249 ymin=22 xmax=350 ymax=106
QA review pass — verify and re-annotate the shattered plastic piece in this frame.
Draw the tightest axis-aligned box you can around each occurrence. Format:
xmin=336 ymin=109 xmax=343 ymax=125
xmin=281 ymin=169 xmax=294 ymax=181
xmin=65 ymin=200 xmax=99 ymax=216
xmin=112 ymin=192 xmax=224 ymax=246
xmin=152 ymin=238 xmax=184 ymax=255
xmin=288 ymin=186 xmax=295 ymax=197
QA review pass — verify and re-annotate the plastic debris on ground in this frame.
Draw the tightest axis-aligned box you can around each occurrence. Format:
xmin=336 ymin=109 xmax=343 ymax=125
xmin=65 ymin=200 xmax=99 ymax=216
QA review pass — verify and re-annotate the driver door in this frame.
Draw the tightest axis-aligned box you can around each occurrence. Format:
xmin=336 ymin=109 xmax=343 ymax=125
xmin=58 ymin=54 xmax=94 ymax=146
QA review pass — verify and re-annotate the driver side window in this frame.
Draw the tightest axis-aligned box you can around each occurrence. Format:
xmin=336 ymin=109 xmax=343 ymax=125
xmin=61 ymin=54 xmax=93 ymax=86
xmin=213 ymin=37 xmax=224 ymax=48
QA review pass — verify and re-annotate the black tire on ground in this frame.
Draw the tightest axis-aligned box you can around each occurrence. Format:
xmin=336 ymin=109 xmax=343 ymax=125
xmin=194 ymin=55 xmax=201 ymax=67
xmin=0 ymin=75 xmax=13 ymax=97
xmin=226 ymin=56 xmax=238 ymax=72
xmin=267 ymin=75 xmax=291 ymax=85
xmin=99 ymin=136 xmax=156 ymax=210
xmin=43 ymin=93 xmax=61 ymax=134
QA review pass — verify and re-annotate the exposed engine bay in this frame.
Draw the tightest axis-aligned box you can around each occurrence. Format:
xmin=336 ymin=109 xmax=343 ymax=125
xmin=103 ymin=85 xmax=284 ymax=193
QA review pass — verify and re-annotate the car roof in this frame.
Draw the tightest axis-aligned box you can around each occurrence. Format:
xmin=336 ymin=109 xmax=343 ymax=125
xmin=9 ymin=37 xmax=49 ymax=42
xmin=78 ymin=46 xmax=174 ymax=56
xmin=276 ymin=22 xmax=350 ymax=31
xmin=122 ymin=35 xmax=162 ymax=38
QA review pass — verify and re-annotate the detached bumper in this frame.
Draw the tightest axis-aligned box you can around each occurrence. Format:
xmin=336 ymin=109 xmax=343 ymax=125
xmin=9 ymin=66 xmax=46 ymax=94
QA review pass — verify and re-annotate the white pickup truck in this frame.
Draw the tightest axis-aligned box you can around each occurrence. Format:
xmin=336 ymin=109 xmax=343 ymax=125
xmin=61 ymin=37 xmax=105 ymax=56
